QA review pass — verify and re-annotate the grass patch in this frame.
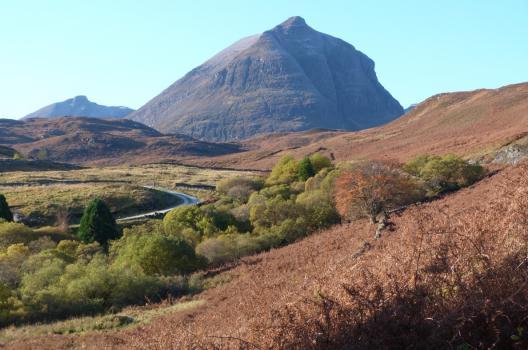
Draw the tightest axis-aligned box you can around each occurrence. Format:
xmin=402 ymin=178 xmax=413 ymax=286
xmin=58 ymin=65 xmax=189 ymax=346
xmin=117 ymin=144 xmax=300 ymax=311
xmin=0 ymin=164 xmax=257 ymax=225
xmin=0 ymin=164 xmax=256 ymax=189
xmin=0 ymin=300 xmax=205 ymax=342
xmin=1 ymin=183 xmax=180 ymax=225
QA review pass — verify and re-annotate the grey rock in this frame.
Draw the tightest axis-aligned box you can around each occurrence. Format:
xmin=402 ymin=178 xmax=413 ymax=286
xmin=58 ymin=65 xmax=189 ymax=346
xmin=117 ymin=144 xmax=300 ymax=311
xmin=130 ymin=16 xmax=403 ymax=142
xmin=24 ymin=96 xmax=134 ymax=119
xmin=493 ymin=143 xmax=528 ymax=165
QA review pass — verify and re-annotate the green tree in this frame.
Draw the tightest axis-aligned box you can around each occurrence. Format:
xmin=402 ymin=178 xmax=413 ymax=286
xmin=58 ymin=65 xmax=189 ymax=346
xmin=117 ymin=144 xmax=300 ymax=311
xmin=404 ymin=154 xmax=485 ymax=195
xmin=113 ymin=234 xmax=206 ymax=275
xmin=309 ymin=153 xmax=332 ymax=173
xmin=266 ymin=156 xmax=300 ymax=185
xmin=0 ymin=195 xmax=13 ymax=222
xmin=298 ymin=157 xmax=315 ymax=181
xmin=78 ymin=198 xmax=119 ymax=246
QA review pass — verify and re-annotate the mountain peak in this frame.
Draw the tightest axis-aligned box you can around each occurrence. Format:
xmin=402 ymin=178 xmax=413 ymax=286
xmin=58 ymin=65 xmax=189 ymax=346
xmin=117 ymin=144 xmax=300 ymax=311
xmin=279 ymin=16 xmax=307 ymax=28
xmin=23 ymin=96 xmax=134 ymax=120
xmin=72 ymin=95 xmax=89 ymax=103
xmin=129 ymin=17 xmax=403 ymax=141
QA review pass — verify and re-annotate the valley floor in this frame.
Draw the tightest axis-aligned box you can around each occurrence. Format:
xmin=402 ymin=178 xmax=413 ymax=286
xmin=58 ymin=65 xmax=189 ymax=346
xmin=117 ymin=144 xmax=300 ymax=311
xmin=5 ymin=163 xmax=528 ymax=349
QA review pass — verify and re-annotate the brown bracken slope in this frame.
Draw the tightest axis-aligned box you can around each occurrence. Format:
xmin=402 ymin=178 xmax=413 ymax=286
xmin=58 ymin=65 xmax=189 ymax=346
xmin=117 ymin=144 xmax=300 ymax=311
xmin=7 ymin=161 xmax=528 ymax=349
xmin=190 ymin=82 xmax=528 ymax=169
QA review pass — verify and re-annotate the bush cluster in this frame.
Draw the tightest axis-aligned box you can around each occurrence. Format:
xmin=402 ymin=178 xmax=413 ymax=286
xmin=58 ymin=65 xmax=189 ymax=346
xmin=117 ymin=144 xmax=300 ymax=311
xmin=0 ymin=153 xmax=486 ymax=328
xmin=0 ymin=220 xmax=203 ymax=325
xmin=165 ymin=153 xmax=339 ymax=265
xmin=404 ymin=154 xmax=485 ymax=194
xmin=0 ymin=153 xmax=337 ymax=326
xmin=335 ymin=155 xmax=485 ymax=222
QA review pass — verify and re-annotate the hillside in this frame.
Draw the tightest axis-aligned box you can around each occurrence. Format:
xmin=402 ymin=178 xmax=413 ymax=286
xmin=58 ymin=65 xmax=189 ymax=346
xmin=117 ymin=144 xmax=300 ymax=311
xmin=23 ymin=96 xmax=134 ymax=119
xmin=6 ymin=158 xmax=528 ymax=349
xmin=3 ymin=82 xmax=527 ymax=169
xmin=0 ymin=117 xmax=240 ymax=165
xmin=129 ymin=16 xmax=403 ymax=141
xmin=193 ymin=82 xmax=528 ymax=169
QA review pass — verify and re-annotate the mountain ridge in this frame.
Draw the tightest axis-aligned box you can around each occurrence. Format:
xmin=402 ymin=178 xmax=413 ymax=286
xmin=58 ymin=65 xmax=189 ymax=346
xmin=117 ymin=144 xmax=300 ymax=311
xmin=23 ymin=96 xmax=134 ymax=120
xmin=0 ymin=117 xmax=240 ymax=165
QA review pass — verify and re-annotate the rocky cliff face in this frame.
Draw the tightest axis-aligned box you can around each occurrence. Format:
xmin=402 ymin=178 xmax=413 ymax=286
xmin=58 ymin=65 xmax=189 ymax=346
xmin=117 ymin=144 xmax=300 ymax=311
xmin=23 ymin=96 xmax=134 ymax=119
xmin=130 ymin=16 xmax=403 ymax=141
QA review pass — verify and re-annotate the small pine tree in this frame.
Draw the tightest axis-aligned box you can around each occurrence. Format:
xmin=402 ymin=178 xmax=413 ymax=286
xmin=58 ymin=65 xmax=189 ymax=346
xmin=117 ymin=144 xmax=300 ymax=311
xmin=298 ymin=157 xmax=315 ymax=181
xmin=0 ymin=194 xmax=13 ymax=222
xmin=78 ymin=198 xmax=119 ymax=246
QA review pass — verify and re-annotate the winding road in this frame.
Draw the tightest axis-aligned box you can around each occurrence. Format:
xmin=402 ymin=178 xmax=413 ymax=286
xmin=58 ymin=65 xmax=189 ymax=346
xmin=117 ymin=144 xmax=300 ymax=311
xmin=116 ymin=186 xmax=201 ymax=222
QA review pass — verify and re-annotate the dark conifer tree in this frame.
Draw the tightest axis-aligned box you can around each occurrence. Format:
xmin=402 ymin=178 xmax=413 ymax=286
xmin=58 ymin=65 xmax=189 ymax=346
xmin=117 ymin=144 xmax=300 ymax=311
xmin=78 ymin=198 xmax=119 ymax=245
xmin=0 ymin=194 xmax=13 ymax=222
xmin=298 ymin=157 xmax=315 ymax=181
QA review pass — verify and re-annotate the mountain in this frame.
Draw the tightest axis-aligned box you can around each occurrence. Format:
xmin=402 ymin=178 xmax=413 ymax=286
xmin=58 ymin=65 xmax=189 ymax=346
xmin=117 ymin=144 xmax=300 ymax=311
xmin=23 ymin=96 xmax=134 ymax=119
xmin=129 ymin=16 xmax=403 ymax=141
xmin=0 ymin=117 xmax=240 ymax=165
xmin=404 ymin=103 xmax=417 ymax=113
xmin=185 ymin=82 xmax=528 ymax=169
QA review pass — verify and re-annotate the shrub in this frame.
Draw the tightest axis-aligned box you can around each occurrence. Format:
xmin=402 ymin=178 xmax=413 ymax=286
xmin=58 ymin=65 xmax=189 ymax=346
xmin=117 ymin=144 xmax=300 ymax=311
xmin=256 ymin=184 xmax=292 ymax=200
xmin=18 ymin=254 xmax=163 ymax=319
xmin=0 ymin=222 xmax=34 ymax=248
xmin=0 ymin=243 xmax=30 ymax=287
xmin=78 ymin=198 xmax=119 ymax=246
xmin=163 ymin=206 xmax=203 ymax=237
xmin=0 ymin=194 xmax=13 ymax=222
xmin=266 ymin=156 xmax=300 ymax=185
xmin=309 ymin=153 xmax=332 ymax=173
xmin=335 ymin=160 xmax=423 ymax=223
xmin=113 ymin=234 xmax=206 ymax=276
xmin=196 ymin=233 xmax=268 ymax=265
xmin=217 ymin=176 xmax=264 ymax=202
xmin=0 ymin=283 xmax=13 ymax=322
xmin=163 ymin=205 xmax=240 ymax=245
xmin=56 ymin=240 xmax=80 ymax=257
xmin=404 ymin=154 xmax=485 ymax=194
xmin=249 ymin=196 xmax=300 ymax=229
xmin=296 ymin=190 xmax=340 ymax=230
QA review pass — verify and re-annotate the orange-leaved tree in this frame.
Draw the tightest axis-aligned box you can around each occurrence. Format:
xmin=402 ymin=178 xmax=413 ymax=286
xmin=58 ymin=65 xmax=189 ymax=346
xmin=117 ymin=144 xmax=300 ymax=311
xmin=335 ymin=160 xmax=422 ymax=223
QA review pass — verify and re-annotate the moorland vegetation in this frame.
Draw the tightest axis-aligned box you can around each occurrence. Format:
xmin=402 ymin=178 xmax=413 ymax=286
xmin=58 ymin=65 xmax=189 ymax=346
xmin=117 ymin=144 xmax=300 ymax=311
xmin=0 ymin=153 xmax=483 ymax=331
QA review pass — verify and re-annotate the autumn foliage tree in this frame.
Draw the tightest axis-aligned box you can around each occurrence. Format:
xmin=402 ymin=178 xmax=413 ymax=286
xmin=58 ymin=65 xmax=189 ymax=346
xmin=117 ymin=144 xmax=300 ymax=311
xmin=335 ymin=160 xmax=422 ymax=223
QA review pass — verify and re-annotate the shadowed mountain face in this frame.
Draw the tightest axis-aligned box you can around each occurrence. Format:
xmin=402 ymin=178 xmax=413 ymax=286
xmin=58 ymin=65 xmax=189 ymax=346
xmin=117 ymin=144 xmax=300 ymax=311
xmin=129 ymin=16 xmax=403 ymax=141
xmin=23 ymin=96 xmax=134 ymax=119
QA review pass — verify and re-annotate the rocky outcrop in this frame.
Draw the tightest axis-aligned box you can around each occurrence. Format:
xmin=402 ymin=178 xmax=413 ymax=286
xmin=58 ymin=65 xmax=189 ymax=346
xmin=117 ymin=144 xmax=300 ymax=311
xmin=129 ymin=16 xmax=403 ymax=141
xmin=493 ymin=143 xmax=528 ymax=165
xmin=23 ymin=96 xmax=134 ymax=119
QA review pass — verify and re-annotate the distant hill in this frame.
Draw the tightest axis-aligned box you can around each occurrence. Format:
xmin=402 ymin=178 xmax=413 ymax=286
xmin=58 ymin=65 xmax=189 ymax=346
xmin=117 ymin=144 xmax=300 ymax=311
xmin=0 ymin=145 xmax=18 ymax=159
xmin=404 ymin=104 xmax=417 ymax=113
xmin=129 ymin=16 xmax=403 ymax=141
xmin=0 ymin=117 xmax=240 ymax=166
xmin=23 ymin=96 xmax=134 ymax=119
xmin=6 ymin=82 xmax=527 ymax=168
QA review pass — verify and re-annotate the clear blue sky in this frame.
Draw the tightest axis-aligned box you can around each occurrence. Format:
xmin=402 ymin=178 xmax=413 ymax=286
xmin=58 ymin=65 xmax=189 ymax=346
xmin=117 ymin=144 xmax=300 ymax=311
xmin=1 ymin=0 xmax=527 ymax=118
